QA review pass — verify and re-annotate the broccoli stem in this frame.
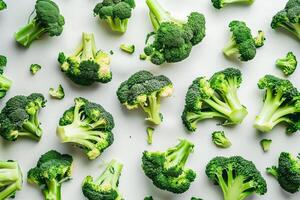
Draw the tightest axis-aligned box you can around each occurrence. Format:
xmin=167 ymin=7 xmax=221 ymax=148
xmin=105 ymin=17 xmax=128 ymax=33
xmin=280 ymin=22 xmax=300 ymax=40
xmin=43 ymin=180 xmax=61 ymax=200
xmin=141 ymin=93 xmax=162 ymax=125
xmin=96 ymin=160 xmax=123 ymax=189
xmin=223 ymin=37 xmax=239 ymax=57
xmin=21 ymin=120 xmax=42 ymax=140
xmin=224 ymin=0 xmax=254 ymax=4
xmin=146 ymin=127 xmax=154 ymax=144
xmin=81 ymin=33 xmax=96 ymax=60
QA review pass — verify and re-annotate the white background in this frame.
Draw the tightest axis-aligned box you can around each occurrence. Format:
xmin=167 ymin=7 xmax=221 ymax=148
xmin=0 ymin=0 xmax=300 ymax=199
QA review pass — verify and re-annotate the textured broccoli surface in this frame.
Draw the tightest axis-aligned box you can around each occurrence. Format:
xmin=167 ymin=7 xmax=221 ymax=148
xmin=211 ymin=0 xmax=254 ymax=9
xmin=120 ymin=43 xmax=135 ymax=54
xmin=206 ymin=156 xmax=267 ymax=200
xmin=49 ymin=84 xmax=65 ymax=99
xmin=276 ymin=52 xmax=297 ymax=76
xmin=57 ymin=97 xmax=114 ymax=160
xmin=142 ymin=139 xmax=196 ymax=193
xmin=0 ymin=0 xmax=6 ymax=11
xmin=212 ymin=131 xmax=231 ymax=148
xmin=58 ymin=32 xmax=112 ymax=86
xmin=260 ymin=139 xmax=272 ymax=152
xmin=30 ymin=64 xmax=42 ymax=75
xmin=0 ymin=55 xmax=12 ymax=98
xmin=254 ymin=30 xmax=266 ymax=48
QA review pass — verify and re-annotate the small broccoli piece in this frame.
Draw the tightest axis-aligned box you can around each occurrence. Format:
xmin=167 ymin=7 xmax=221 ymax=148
xmin=140 ymin=53 xmax=147 ymax=60
xmin=212 ymin=131 xmax=231 ymax=148
xmin=57 ymin=97 xmax=114 ymax=160
xmin=254 ymin=75 xmax=300 ymax=134
xmin=182 ymin=68 xmax=247 ymax=132
xmin=206 ymin=156 xmax=267 ymax=200
xmin=211 ymin=0 xmax=254 ymax=9
xmin=58 ymin=32 xmax=112 ymax=86
xmin=93 ymin=0 xmax=135 ymax=33
xmin=0 ymin=160 xmax=23 ymax=199
xmin=266 ymin=152 xmax=300 ymax=193
xmin=30 ymin=64 xmax=42 ymax=75
xmin=0 ymin=55 xmax=12 ymax=98
xmin=260 ymin=139 xmax=272 ymax=152
xmin=223 ymin=20 xmax=257 ymax=61
xmin=27 ymin=150 xmax=73 ymax=200
xmin=142 ymin=139 xmax=196 ymax=193
xmin=191 ymin=198 xmax=203 ymax=200
xmin=143 ymin=0 xmax=206 ymax=65
xmin=15 ymin=0 xmax=65 ymax=47
xmin=144 ymin=196 xmax=153 ymax=200
xmin=0 ymin=93 xmax=46 ymax=141
xmin=254 ymin=30 xmax=266 ymax=48
xmin=49 ymin=84 xmax=65 ymax=99
xmin=146 ymin=127 xmax=154 ymax=144
xmin=0 ymin=0 xmax=7 ymax=11
xmin=276 ymin=52 xmax=297 ymax=76
xmin=120 ymin=43 xmax=135 ymax=54
xmin=82 ymin=159 xmax=123 ymax=200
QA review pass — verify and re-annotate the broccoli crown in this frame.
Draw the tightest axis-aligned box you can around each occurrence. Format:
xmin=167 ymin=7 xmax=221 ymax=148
xmin=0 ymin=0 xmax=6 ymax=11
xmin=267 ymin=152 xmax=300 ymax=193
xmin=211 ymin=0 xmax=255 ymax=9
xmin=206 ymin=156 xmax=267 ymax=200
xmin=15 ymin=0 xmax=65 ymax=47
xmin=212 ymin=131 xmax=232 ymax=148
xmin=143 ymin=0 xmax=205 ymax=65
xmin=254 ymin=75 xmax=300 ymax=134
xmin=182 ymin=68 xmax=248 ymax=132
xmin=276 ymin=52 xmax=297 ymax=76
xmin=27 ymin=150 xmax=73 ymax=200
xmin=49 ymin=84 xmax=65 ymax=99
xmin=254 ymin=30 xmax=266 ymax=48
xmin=260 ymin=139 xmax=272 ymax=152
xmin=93 ymin=0 xmax=135 ymax=33
xmin=30 ymin=64 xmax=42 ymax=75
xmin=116 ymin=70 xmax=173 ymax=125
xmin=57 ymin=97 xmax=114 ymax=160
xmin=0 ymin=160 xmax=23 ymax=199
xmin=142 ymin=139 xmax=196 ymax=194
xmin=0 ymin=55 xmax=12 ymax=99
xmin=0 ymin=93 xmax=46 ymax=141
xmin=223 ymin=20 xmax=256 ymax=61
xmin=58 ymin=33 xmax=112 ymax=86
xmin=82 ymin=159 xmax=123 ymax=200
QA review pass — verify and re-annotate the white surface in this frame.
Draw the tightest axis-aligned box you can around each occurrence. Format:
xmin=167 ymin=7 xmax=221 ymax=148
xmin=0 ymin=0 xmax=299 ymax=199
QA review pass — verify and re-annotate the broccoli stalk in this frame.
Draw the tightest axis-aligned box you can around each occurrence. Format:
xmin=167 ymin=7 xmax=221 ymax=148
xmin=260 ymin=139 xmax=272 ymax=152
xmin=211 ymin=0 xmax=254 ymax=9
xmin=120 ymin=44 xmax=135 ymax=54
xmin=146 ymin=127 xmax=154 ymax=144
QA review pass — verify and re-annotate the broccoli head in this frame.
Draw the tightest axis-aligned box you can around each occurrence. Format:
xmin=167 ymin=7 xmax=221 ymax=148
xmin=30 ymin=64 xmax=42 ymax=75
xmin=27 ymin=150 xmax=73 ymax=200
xmin=276 ymin=52 xmax=297 ymax=76
xmin=211 ymin=0 xmax=254 ymax=9
xmin=0 ymin=0 xmax=6 ymax=11
xmin=0 ymin=55 xmax=12 ymax=98
xmin=254 ymin=75 xmax=300 ymax=134
xmin=93 ymin=0 xmax=135 ymax=33
xmin=143 ymin=0 xmax=206 ymax=65
xmin=58 ymin=32 xmax=112 ymax=86
xmin=49 ymin=84 xmax=65 ymax=99
xmin=0 ymin=160 xmax=23 ymax=199
xmin=57 ymin=97 xmax=114 ymax=160
xmin=206 ymin=156 xmax=267 ymax=200
xmin=212 ymin=131 xmax=232 ymax=148
xmin=0 ymin=93 xmax=46 ymax=141
xmin=260 ymin=139 xmax=272 ymax=152
xmin=142 ymin=139 xmax=196 ymax=194
xmin=117 ymin=70 xmax=173 ymax=125
xmin=15 ymin=0 xmax=65 ymax=47
xmin=182 ymin=68 xmax=248 ymax=132
xmin=82 ymin=159 xmax=123 ymax=200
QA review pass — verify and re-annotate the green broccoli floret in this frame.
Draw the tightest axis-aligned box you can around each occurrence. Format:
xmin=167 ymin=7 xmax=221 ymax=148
xmin=93 ymin=0 xmax=135 ymax=33
xmin=211 ymin=0 xmax=254 ymax=9
xmin=82 ymin=159 xmax=123 ymax=200
xmin=0 ymin=0 xmax=7 ymax=11
xmin=254 ymin=30 xmax=266 ymax=48
xmin=191 ymin=198 xmax=203 ymax=200
xmin=254 ymin=75 xmax=300 ymax=134
xmin=58 ymin=32 xmax=112 ymax=86
xmin=260 ymin=139 xmax=272 ymax=152
xmin=146 ymin=127 xmax=154 ymax=144
xmin=143 ymin=0 xmax=206 ymax=65
xmin=15 ymin=0 xmax=65 ymax=47
xmin=117 ymin=70 xmax=173 ymax=125
xmin=206 ymin=156 xmax=267 ymax=200
xmin=56 ymin=97 xmax=114 ymax=160
xmin=182 ymin=68 xmax=247 ymax=132
xmin=49 ymin=84 xmax=65 ymax=99
xmin=0 ymin=160 xmax=23 ymax=199
xmin=0 ymin=93 xmax=46 ymax=141
xmin=276 ymin=52 xmax=297 ymax=76
xmin=0 ymin=55 xmax=12 ymax=98
xmin=212 ymin=131 xmax=231 ymax=148
xmin=30 ymin=64 xmax=42 ymax=75
xmin=267 ymin=152 xmax=300 ymax=193
xmin=144 ymin=196 xmax=153 ymax=200
xmin=223 ymin=20 xmax=257 ymax=61
xmin=120 ymin=43 xmax=135 ymax=54
xmin=142 ymin=139 xmax=196 ymax=194
xmin=27 ymin=150 xmax=73 ymax=200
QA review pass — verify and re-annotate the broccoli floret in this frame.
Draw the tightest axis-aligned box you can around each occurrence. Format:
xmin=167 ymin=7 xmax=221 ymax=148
xmin=254 ymin=30 xmax=266 ymax=48
xmin=276 ymin=52 xmax=297 ymax=76
xmin=211 ymin=0 xmax=254 ymax=9
xmin=0 ymin=0 xmax=6 ymax=11
xmin=0 ymin=93 xmax=46 ymax=141
xmin=82 ymin=159 xmax=123 ymax=200
xmin=15 ymin=0 xmax=65 ymax=47
xmin=0 ymin=160 xmax=23 ymax=199
xmin=191 ymin=198 xmax=203 ymax=200
xmin=267 ymin=152 xmax=300 ymax=193
xmin=117 ymin=70 xmax=173 ymax=125
xmin=254 ymin=75 xmax=300 ymax=134
xmin=56 ymin=97 xmax=114 ymax=160
xmin=146 ymin=127 xmax=154 ymax=144
xmin=260 ymin=139 xmax=272 ymax=152
xmin=206 ymin=156 xmax=267 ymax=200
xmin=143 ymin=0 xmax=206 ymax=65
xmin=142 ymin=139 xmax=196 ymax=193
xmin=27 ymin=150 xmax=73 ymax=200
xmin=49 ymin=84 xmax=65 ymax=99
xmin=58 ymin=32 xmax=112 ymax=86
xmin=212 ymin=131 xmax=231 ymax=148
xmin=223 ymin=20 xmax=257 ymax=61
xmin=120 ymin=43 xmax=135 ymax=54
xmin=0 ymin=55 xmax=12 ymax=98
xmin=182 ymin=68 xmax=248 ymax=132
xmin=144 ymin=196 xmax=153 ymax=200
xmin=93 ymin=0 xmax=135 ymax=33
xmin=30 ymin=64 xmax=42 ymax=75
